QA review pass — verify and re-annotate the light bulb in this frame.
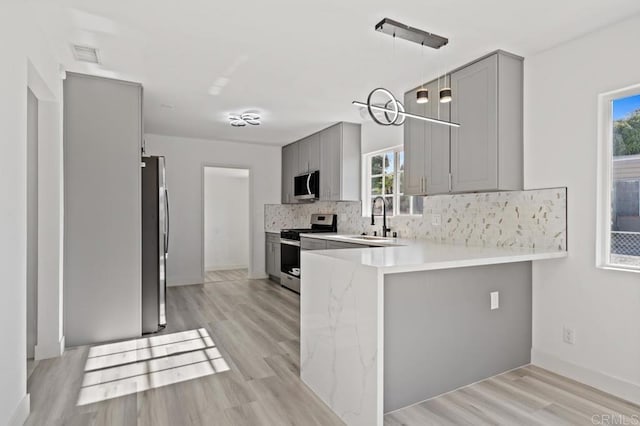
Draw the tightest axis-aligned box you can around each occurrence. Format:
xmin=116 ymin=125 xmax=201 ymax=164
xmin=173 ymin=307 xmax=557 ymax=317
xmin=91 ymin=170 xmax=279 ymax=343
xmin=439 ymin=88 xmax=452 ymax=103
xmin=416 ymin=88 xmax=429 ymax=104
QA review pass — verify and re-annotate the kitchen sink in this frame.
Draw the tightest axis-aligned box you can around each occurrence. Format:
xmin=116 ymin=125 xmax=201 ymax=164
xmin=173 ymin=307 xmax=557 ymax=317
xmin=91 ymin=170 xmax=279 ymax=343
xmin=341 ymin=235 xmax=395 ymax=242
xmin=351 ymin=235 xmax=393 ymax=241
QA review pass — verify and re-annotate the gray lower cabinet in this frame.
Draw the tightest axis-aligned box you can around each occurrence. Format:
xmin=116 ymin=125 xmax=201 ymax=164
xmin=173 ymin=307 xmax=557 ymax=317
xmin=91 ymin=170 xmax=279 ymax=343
xmin=325 ymin=240 xmax=369 ymax=249
xmin=301 ymin=237 xmax=327 ymax=250
xmin=450 ymin=51 xmax=523 ymax=192
xmin=301 ymin=237 xmax=371 ymax=251
xmin=265 ymin=233 xmax=281 ymax=282
xmin=403 ymin=50 xmax=523 ymax=195
xmin=404 ymin=80 xmax=451 ymax=196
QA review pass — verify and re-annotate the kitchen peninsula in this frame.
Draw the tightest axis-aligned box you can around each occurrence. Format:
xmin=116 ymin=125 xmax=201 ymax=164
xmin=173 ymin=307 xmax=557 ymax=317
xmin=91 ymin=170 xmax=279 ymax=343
xmin=300 ymin=237 xmax=567 ymax=426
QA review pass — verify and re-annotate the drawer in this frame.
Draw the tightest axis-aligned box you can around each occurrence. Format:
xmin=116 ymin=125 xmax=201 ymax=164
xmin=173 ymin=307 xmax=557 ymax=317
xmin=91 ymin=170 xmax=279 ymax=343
xmin=266 ymin=232 xmax=280 ymax=243
xmin=301 ymin=238 xmax=328 ymax=250
xmin=326 ymin=240 xmax=368 ymax=249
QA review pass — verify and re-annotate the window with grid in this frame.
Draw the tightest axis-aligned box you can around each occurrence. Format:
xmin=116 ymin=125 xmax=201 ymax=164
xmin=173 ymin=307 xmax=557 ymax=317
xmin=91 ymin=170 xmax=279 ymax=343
xmin=365 ymin=148 xmax=424 ymax=216
xmin=597 ymin=88 xmax=640 ymax=271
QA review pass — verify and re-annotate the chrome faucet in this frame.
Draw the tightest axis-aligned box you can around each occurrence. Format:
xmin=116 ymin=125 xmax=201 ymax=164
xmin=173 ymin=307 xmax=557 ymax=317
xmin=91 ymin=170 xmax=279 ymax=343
xmin=371 ymin=196 xmax=391 ymax=237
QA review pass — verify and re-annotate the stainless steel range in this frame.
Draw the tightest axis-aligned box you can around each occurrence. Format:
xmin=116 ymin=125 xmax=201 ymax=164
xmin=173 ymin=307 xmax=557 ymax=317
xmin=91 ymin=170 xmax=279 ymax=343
xmin=280 ymin=213 xmax=337 ymax=293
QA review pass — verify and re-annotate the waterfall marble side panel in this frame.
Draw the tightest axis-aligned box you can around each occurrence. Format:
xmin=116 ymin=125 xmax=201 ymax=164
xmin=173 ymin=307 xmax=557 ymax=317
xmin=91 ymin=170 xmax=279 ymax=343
xmin=300 ymin=252 xmax=382 ymax=426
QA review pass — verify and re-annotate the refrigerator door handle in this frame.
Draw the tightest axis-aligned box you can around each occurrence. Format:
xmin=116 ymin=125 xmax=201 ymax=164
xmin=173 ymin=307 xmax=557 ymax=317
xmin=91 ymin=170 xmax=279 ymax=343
xmin=164 ymin=188 xmax=170 ymax=255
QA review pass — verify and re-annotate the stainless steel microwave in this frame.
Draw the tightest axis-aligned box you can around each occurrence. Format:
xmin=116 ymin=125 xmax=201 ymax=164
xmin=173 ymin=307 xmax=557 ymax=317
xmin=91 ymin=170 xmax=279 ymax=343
xmin=294 ymin=171 xmax=320 ymax=200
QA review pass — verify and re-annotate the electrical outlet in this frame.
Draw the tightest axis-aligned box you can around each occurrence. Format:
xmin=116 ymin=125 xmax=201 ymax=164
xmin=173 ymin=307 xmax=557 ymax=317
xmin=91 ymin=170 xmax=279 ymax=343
xmin=490 ymin=291 xmax=499 ymax=310
xmin=431 ymin=213 xmax=442 ymax=226
xmin=563 ymin=326 xmax=576 ymax=345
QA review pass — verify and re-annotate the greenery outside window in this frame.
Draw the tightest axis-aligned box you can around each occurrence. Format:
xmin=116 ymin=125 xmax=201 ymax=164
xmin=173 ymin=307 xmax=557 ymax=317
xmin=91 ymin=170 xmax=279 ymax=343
xmin=597 ymin=88 xmax=640 ymax=271
xmin=364 ymin=147 xmax=424 ymax=216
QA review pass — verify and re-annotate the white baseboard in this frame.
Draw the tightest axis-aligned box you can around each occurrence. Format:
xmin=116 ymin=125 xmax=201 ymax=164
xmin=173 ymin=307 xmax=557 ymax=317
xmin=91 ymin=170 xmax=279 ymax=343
xmin=9 ymin=394 xmax=30 ymax=426
xmin=532 ymin=349 xmax=640 ymax=405
xmin=205 ymin=264 xmax=248 ymax=272
xmin=34 ymin=335 xmax=65 ymax=360
xmin=250 ymin=273 xmax=269 ymax=280
xmin=167 ymin=276 xmax=205 ymax=287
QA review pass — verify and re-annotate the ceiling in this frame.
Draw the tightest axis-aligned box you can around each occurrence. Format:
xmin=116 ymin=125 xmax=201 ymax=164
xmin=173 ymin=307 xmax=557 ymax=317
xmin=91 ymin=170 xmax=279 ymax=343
xmin=31 ymin=0 xmax=640 ymax=145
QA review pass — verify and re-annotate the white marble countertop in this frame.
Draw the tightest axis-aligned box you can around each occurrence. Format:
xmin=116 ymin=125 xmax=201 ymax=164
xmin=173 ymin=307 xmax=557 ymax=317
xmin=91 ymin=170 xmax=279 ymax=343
xmin=300 ymin=232 xmax=403 ymax=247
xmin=299 ymin=233 xmax=567 ymax=274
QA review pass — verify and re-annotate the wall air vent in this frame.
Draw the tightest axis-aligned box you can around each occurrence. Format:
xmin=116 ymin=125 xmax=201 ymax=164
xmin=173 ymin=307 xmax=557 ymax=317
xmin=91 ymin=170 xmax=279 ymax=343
xmin=71 ymin=44 xmax=100 ymax=64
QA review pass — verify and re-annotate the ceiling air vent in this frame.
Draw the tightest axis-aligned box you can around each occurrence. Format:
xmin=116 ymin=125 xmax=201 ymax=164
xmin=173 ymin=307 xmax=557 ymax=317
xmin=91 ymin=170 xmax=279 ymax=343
xmin=71 ymin=44 xmax=100 ymax=64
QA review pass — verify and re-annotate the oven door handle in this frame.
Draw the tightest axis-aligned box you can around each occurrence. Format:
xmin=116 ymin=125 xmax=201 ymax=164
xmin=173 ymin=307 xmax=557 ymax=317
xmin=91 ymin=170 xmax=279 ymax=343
xmin=280 ymin=239 xmax=300 ymax=247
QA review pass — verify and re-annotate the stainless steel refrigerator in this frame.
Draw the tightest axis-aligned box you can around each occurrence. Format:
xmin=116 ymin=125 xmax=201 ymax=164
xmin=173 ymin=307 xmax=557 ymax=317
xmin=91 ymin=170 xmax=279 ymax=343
xmin=141 ymin=156 xmax=169 ymax=334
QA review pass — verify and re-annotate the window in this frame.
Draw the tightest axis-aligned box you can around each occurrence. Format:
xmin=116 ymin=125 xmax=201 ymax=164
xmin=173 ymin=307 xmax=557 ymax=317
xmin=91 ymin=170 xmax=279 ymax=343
xmin=364 ymin=147 xmax=423 ymax=216
xmin=597 ymin=87 xmax=640 ymax=271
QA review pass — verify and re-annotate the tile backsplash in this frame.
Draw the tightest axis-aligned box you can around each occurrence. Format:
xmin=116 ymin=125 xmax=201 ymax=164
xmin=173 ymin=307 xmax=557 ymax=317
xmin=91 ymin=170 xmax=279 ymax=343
xmin=265 ymin=187 xmax=567 ymax=250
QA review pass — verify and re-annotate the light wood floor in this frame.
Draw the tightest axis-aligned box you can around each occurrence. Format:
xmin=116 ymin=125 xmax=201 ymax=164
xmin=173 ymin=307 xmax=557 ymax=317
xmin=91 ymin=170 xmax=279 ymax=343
xmin=205 ymin=268 xmax=248 ymax=283
xmin=26 ymin=271 xmax=640 ymax=426
xmin=385 ymin=365 xmax=640 ymax=425
xmin=26 ymin=273 xmax=343 ymax=426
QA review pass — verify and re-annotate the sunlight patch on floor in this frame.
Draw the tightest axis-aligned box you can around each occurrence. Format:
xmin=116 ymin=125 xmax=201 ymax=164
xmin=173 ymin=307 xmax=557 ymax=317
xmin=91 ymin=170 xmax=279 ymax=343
xmin=77 ymin=328 xmax=229 ymax=406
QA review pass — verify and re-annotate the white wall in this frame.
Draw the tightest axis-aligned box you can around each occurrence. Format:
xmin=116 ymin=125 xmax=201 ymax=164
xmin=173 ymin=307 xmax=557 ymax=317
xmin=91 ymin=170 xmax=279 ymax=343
xmin=145 ymin=134 xmax=280 ymax=284
xmin=361 ymin=121 xmax=403 ymax=154
xmin=0 ymin=1 xmax=64 ymax=425
xmin=204 ymin=168 xmax=250 ymax=271
xmin=525 ymin=14 xmax=640 ymax=403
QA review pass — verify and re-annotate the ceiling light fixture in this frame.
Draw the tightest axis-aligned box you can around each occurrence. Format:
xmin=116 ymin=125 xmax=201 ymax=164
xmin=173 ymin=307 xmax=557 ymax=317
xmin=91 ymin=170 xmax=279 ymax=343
xmin=352 ymin=97 xmax=460 ymax=128
xmin=229 ymin=112 xmax=260 ymax=127
xmin=375 ymin=18 xmax=448 ymax=49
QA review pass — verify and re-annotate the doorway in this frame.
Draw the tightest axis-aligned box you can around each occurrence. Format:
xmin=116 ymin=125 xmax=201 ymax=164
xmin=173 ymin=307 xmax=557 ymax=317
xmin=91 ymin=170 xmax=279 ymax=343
xmin=26 ymin=88 xmax=38 ymax=377
xmin=203 ymin=166 xmax=250 ymax=282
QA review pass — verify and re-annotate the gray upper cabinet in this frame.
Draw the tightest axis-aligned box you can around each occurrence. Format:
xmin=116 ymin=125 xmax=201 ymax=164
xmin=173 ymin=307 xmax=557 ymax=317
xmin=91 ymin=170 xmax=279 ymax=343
xmin=282 ymin=122 xmax=360 ymax=204
xmin=450 ymin=51 xmax=523 ymax=193
xmin=281 ymin=143 xmax=298 ymax=204
xmin=319 ymin=122 xmax=361 ymax=201
xmin=320 ymin=124 xmax=341 ymax=201
xmin=403 ymin=89 xmax=427 ymax=195
xmin=403 ymin=50 xmax=523 ymax=196
xmin=404 ymin=80 xmax=451 ymax=196
xmin=298 ymin=133 xmax=320 ymax=173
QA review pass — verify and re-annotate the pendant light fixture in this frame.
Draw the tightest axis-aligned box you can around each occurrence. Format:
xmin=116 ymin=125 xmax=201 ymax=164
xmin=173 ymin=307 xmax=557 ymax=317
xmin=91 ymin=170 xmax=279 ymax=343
xmin=416 ymin=42 xmax=428 ymax=104
xmin=416 ymin=88 xmax=429 ymax=104
xmin=353 ymin=18 xmax=460 ymax=128
xmin=439 ymin=74 xmax=452 ymax=103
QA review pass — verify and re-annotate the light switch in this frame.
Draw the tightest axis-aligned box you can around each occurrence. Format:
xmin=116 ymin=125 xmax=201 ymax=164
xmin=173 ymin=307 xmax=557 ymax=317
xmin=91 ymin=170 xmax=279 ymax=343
xmin=431 ymin=213 xmax=442 ymax=226
xmin=490 ymin=291 xmax=499 ymax=310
